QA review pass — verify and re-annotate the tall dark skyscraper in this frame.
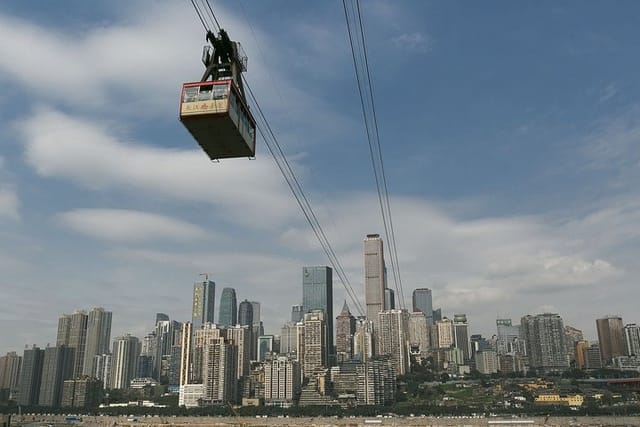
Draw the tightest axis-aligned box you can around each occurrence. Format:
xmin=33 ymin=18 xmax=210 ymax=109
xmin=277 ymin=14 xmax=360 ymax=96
xmin=56 ymin=311 xmax=88 ymax=378
xmin=302 ymin=266 xmax=334 ymax=359
xmin=412 ymin=288 xmax=433 ymax=324
xmin=218 ymin=288 xmax=237 ymax=327
xmin=39 ymin=346 xmax=73 ymax=407
xmin=192 ymin=278 xmax=215 ymax=330
xmin=17 ymin=346 xmax=44 ymax=406
xmin=596 ymin=316 xmax=625 ymax=365
xmin=364 ymin=234 xmax=386 ymax=323
xmin=238 ymin=299 xmax=254 ymax=326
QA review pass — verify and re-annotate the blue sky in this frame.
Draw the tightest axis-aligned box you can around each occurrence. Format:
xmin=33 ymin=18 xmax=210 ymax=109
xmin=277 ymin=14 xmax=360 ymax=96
xmin=1 ymin=1 xmax=640 ymax=353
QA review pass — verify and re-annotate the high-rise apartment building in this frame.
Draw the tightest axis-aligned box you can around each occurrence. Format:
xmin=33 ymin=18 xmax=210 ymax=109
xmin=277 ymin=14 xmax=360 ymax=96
xmin=264 ymin=356 xmax=300 ymax=407
xmin=302 ymin=266 xmax=334 ymax=361
xmin=179 ymin=322 xmax=192 ymax=387
xmin=227 ymin=324 xmax=252 ymax=380
xmin=57 ymin=311 xmax=88 ymax=378
xmin=521 ymin=313 xmax=568 ymax=371
xmin=280 ymin=322 xmax=298 ymax=355
xmin=17 ymin=346 xmax=44 ymax=406
xmin=408 ymin=312 xmax=430 ymax=360
xmin=624 ymin=324 xmax=640 ymax=356
xmin=453 ymin=314 xmax=471 ymax=362
xmin=201 ymin=336 xmax=235 ymax=404
xmin=353 ymin=318 xmax=374 ymax=361
xmin=412 ymin=288 xmax=433 ymax=325
xmin=111 ymin=334 xmax=141 ymax=389
xmin=38 ymin=346 xmax=74 ymax=407
xmin=335 ymin=301 xmax=356 ymax=363
xmin=218 ymin=287 xmax=237 ymax=327
xmin=596 ymin=316 xmax=625 ymax=365
xmin=192 ymin=278 xmax=215 ymax=330
xmin=0 ymin=352 xmax=22 ymax=397
xmin=364 ymin=234 xmax=387 ymax=330
xmin=82 ymin=307 xmax=112 ymax=377
xmin=302 ymin=310 xmax=327 ymax=377
xmin=436 ymin=318 xmax=454 ymax=348
xmin=377 ymin=310 xmax=410 ymax=376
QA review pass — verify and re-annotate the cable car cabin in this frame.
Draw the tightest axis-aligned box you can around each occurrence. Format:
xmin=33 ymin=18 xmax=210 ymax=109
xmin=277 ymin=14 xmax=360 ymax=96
xmin=179 ymin=80 xmax=256 ymax=160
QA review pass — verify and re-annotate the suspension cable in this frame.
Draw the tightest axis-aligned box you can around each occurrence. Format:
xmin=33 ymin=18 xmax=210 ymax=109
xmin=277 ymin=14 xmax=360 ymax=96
xmin=343 ymin=0 xmax=406 ymax=310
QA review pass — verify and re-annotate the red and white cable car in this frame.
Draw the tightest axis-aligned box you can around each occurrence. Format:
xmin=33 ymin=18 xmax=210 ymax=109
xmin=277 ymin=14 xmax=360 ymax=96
xmin=179 ymin=29 xmax=256 ymax=160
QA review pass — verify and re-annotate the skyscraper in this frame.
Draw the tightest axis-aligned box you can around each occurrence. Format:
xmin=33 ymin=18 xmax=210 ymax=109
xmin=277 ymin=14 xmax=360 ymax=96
xmin=378 ymin=310 xmax=410 ymax=376
xmin=302 ymin=266 xmax=334 ymax=361
xmin=291 ymin=304 xmax=304 ymax=323
xmin=192 ymin=278 xmax=215 ymax=330
xmin=408 ymin=312 xmax=430 ymax=359
xmin=412 ymin=288 xmax=433 ymax=325
xmin=453 ymin=314 xmax=471 ymax=362
xmin=39 ymin=346 xmax=74 ymax=407
xmin=302 ymin=310 xmax=327 ymax=377
xmin=436 ymin=318 xmax=454 ymax=348
xmin=238 ymin=300 xmax=254 ymax=326
xmin=18 ymin=346 xmax=44 ymax=406
xmin=0 ymin=352 xmax=22 ymax=398
xmin=335 ymin=301 xmax=356 ymax=363
xmin=264 ymin=356 xmax=300 ymax=407
xmin=624 ymin=323 xmax=640 ymax=356
xmin=82 ymin=307 xmax=112 ymax=377
xmin=56 ymin=311 xmax=88 ymax=378
xmin=596 ymin=316 xmax=625 ymax=365
xmin=364 ymin=234 xmax=386 ymax=325
xmin=521 ymin=313 xmax=568 ymax=372
xmin=111 ymin=334 xmax=141 ymax=389
xmin=218 ymin=287 xmax=237 ymax=327
xmin=353 ymin=318 xmax=374 ymax=360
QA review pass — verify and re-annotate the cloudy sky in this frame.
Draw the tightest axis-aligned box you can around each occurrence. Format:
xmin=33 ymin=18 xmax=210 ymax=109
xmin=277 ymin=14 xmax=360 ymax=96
xmin=2 ymin=0 xmax=640 ymax=353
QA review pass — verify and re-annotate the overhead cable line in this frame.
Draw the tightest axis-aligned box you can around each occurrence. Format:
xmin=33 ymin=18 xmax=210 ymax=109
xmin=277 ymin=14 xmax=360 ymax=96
xmin=189 ymin=0 xmax=366 ymax=316
xmin=343 ymin=0 xmax=406 ymax=310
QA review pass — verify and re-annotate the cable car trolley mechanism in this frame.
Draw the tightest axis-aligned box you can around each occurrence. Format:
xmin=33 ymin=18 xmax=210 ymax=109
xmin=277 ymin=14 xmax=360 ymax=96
xmin=179 ymin=29 xmax=257 ymax=160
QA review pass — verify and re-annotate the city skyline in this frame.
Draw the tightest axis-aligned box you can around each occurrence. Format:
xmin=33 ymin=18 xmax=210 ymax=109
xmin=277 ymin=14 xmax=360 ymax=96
xmin=1 ymin=1 xmax=640 ymax=356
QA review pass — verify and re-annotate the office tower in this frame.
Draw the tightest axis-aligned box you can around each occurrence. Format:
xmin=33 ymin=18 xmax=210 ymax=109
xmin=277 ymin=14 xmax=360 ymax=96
xmin=335 ymin=302 xmax=356 ymax=363
xmin=280 ymin=322 xmax=298 ymax=355
xmin=436 ymin=318 xmax=454 ymax=348
xmin=250 ymin=301 xmax=261 ymax=325
xmin=432 ymin=308 xmax=442 ymax=322
xmin=82 ymin=307 xmax=112 ymax=377
xmin=412 ymin=288 xmax=433 ymax=325
xmin=57 ymin=310 xmax=88 ymax=378
xmin=258 ymin=335 xmax=274 ymax=362
xmin=453 ymin=314 xmax=471 ymax=362
xmin=154 ymin=318 xmax=181 ymax=380
xmin=302 ymin=310 xmax=327 ymax=377
xmin=238 ymin=300 xmax=253 ymax=326
xmin=624 ymin=324 xmax=640 ymax=356
xmin=377 ymin=310 xmax=410 ymax=376
xmin=291 ymin=304 xmax=304 ymax=323
xmin=38 ymin=346 xmax=74 ymax=407
xmin=250 ymin=301 xmax=264 ymax=360
xmin=218 ymin=287 xmax=237 ymax=327
xmin=521 ymin=313 xmax=568 ymax=371
xmin=364 ymin=234 xmax=386 ymax=326
xmin=408 ymin=312 xmax=430 ymax=360
xmin=596 ymin=316 xmax=625 ymax=365
xmin=17 ymin=346 xmax=44 ymax=406
xmin=496 ymin=319 xmax=523 ymax=355
xmin=302 ymin=266 xmax=334 ymax=362
xmin=111 ymin=334 xmax=141 ymax=389
xmin=192 ymin=278 xmax=216 ymax=330
xmin=156 ymin=313 xmax=170 ymax=323
xmin=384 ymin=288 xmax=395 ymax=310
xmin=0 ymin=352 xmax=22 ymax=398
xmin=227 ymin=325 xmax=252 ymax=380
xmin=353 ymin=318 xmax=374 ymax=360
xmin=264 ymin=356 xmax=300 ymax=407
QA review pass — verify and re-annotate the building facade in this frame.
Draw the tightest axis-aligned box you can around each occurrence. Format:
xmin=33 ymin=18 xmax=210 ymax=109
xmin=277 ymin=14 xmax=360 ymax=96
xmin=596 ymin=316 xmax=625 ymax=365
xmin=303 ymin=310 xmax=327 ymax=377
xmin=264 ymin=356 xmax=300 ymax=407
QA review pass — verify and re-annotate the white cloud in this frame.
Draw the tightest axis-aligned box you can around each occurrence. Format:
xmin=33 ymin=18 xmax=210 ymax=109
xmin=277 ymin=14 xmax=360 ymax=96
xmin=17 ymin=108 xmax=299 ymax=229
xmin=57 ymin=208 xmax=210 ymax=242
xmin=391 ymin=32 xmax=434 ymax=53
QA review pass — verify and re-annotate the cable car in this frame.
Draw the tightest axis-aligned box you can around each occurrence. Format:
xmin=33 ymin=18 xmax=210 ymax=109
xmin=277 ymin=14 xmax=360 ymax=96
xmin=180 ymin=29 xmax=256 ymax=160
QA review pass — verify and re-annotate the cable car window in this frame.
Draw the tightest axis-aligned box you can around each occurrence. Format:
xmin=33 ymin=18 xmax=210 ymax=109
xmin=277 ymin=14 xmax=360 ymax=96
xmin=183 ymin=87 xmax=199 ymax=103
xmin=198 ymin=85 xmax=213 ymax=101
xmin=212 ymin=85 xmax=229 ymax=100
